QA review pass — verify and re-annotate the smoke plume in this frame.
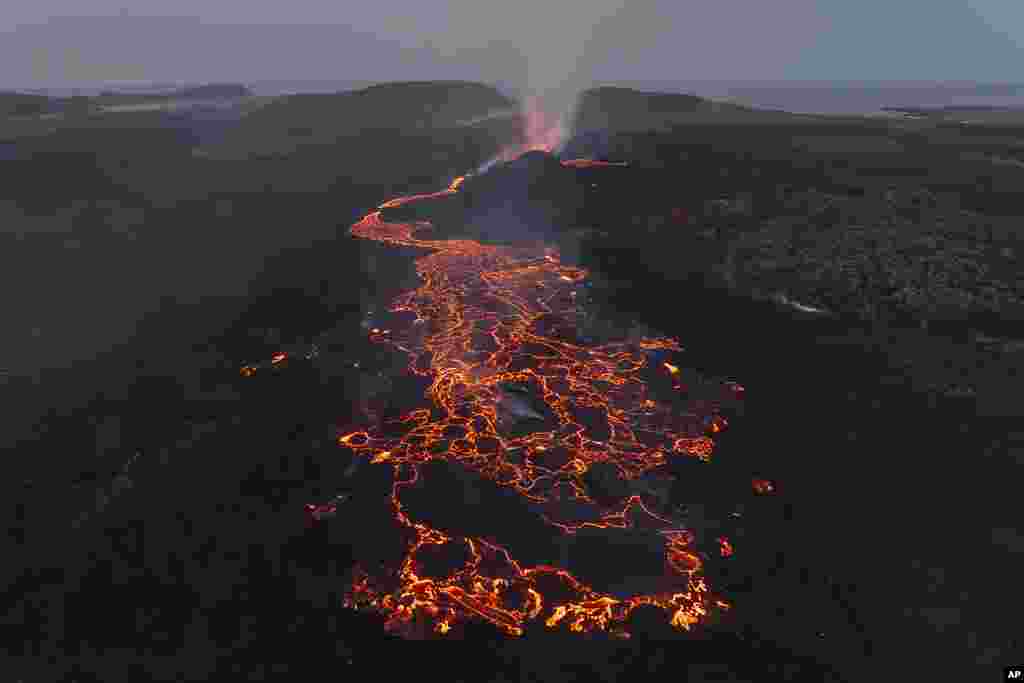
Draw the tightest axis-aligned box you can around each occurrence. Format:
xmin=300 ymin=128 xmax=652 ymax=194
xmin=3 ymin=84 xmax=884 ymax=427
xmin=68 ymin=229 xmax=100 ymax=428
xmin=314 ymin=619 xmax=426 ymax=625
xmin=421 ymin=1 xmax=675 ymax=129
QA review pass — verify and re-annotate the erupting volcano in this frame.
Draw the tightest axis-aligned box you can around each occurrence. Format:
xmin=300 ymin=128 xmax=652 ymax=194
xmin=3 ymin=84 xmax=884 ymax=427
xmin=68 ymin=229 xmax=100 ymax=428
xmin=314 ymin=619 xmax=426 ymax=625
xmin=476 ymin=96 xmax=569 ymax=173
xmin=520 ymin=96 xmax=566 ymax=154
xmin=277 ymin=101 xmax=753 ymax=640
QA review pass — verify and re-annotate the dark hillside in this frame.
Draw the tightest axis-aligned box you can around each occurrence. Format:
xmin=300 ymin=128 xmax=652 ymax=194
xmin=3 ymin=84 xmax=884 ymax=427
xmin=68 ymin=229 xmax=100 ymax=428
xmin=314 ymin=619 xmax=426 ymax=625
xmin=557 ymin=87 xmax=1024 ymax=677
xmin=203 ymin=81 xmax=516 ymax=159
xmin=572 ymin=86 xmax=830 ymax=133
xmin=8 ymin=82 xmax=1023 ymax=682
xmin=2 ymin=82 xmax=519 ymax=468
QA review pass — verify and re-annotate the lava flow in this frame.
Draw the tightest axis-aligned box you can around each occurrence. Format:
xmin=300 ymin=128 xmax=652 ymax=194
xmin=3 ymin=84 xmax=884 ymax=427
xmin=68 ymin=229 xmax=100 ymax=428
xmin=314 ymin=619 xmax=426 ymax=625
xmin=323 ymin=141 xmax=752 ymax=639
xmin=266 ymin=98 xmax=749 ymax=639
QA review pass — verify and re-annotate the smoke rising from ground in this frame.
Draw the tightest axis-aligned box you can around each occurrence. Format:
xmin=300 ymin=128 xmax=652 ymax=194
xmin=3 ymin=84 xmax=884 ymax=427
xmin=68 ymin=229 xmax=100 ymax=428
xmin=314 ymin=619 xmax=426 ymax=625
xmin=416 ymin=0 xmax=641 ymax=121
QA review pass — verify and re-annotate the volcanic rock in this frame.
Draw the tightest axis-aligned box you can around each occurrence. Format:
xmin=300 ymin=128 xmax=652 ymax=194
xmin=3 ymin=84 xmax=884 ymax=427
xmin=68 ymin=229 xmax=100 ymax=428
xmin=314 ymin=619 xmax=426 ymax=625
xmin=495 ymin=382 xmax=555 ymax=439
xmin=323 ymin=462 xmax=412 ymax=568
xmin=629 ymin=471 xmax=677 ymax=515
xmin=459 ymin=150 xmax=586 ymax=243
xmin=666 ymin=456 xmax=741 ymax=503
xmin=582 ymin=462 xmax=631 ymax=506
xmin=560 ymin=526 xmax=667 ymax=599
xmin=348 ymin=461 xmax=396 ymax=500
xmin=496 ymin=382 xmax=546 ymax=423
xmin=398 ymin=459 xmax=563 ymax=568
xmin=491 ymin=150 xmax=570 ymax=192
xmin=625 ymin=603 xmax=680 ymax=640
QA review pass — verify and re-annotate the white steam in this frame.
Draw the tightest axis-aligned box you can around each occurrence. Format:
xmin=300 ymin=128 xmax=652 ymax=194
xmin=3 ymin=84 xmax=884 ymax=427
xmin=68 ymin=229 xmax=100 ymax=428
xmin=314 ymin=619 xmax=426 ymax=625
xmin=415 ymin=1 xmax=675 ymax=124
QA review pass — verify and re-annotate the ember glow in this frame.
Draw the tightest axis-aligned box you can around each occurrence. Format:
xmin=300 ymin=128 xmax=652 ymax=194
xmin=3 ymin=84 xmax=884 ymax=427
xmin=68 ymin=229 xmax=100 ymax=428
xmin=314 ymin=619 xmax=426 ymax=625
xmin=314 ymin=144 xmax=751 ymax=640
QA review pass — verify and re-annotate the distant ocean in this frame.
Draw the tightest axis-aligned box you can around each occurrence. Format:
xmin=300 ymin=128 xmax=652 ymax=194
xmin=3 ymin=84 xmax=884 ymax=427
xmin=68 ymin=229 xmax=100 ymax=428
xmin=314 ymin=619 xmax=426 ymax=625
xmin=13 ymin=80 xmax=1024 ymax=116
xmin=623 ymin=80 xmax=1024 ymax=115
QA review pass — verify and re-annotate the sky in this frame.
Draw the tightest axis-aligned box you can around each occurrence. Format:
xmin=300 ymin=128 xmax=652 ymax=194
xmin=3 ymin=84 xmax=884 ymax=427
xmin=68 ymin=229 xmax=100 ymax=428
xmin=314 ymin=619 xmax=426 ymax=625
xmin=2 ymin=1 xmax=1022 ymax=104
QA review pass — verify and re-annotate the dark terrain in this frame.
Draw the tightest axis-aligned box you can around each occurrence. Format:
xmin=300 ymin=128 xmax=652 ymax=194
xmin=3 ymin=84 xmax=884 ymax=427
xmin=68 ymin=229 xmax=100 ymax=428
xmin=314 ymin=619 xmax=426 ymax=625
xmin=5 ymin=83 xmax=1023 ymax=681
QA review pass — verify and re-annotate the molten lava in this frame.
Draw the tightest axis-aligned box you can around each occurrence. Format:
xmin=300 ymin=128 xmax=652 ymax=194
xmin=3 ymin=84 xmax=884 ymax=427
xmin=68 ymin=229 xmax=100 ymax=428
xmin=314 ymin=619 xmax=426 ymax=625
xmin=314 ymin=141 xmax=749 ymax=640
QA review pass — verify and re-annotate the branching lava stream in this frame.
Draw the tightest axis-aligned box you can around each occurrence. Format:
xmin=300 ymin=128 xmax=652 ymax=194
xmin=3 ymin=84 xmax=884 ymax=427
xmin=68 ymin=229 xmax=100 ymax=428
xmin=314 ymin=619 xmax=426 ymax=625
xmin=239 ymin=104 xmax=758 ymax=640
xmin=300 ymin=150 xmax=753 ymax=640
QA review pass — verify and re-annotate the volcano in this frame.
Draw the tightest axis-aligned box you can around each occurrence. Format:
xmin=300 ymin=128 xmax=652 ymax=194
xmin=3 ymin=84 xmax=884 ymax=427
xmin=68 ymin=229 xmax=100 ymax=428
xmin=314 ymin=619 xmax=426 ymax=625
xmin=463 ymin=150 xmax=583 ymax=206
xmin=378 ymin=148 xmax=592 ymax=246
xmin=450 ymin=150 xmax=587 ymax=245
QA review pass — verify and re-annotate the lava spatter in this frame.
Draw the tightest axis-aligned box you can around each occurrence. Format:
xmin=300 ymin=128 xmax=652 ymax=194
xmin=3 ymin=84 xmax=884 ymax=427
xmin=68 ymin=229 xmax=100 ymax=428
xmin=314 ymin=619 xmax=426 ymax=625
xmin=326 ymin=152 xmax=747 ymax=639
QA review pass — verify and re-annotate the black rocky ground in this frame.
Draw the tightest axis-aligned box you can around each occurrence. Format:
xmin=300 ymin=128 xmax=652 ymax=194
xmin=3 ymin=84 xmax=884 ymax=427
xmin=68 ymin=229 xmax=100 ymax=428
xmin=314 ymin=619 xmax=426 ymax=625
xmin=5 ymin=277 xmax=851 ymax=683
xmin=354 ymin=140 xmax=1024 ymax=679
xmin=8 ymin=85 xmax=1024 ymax=681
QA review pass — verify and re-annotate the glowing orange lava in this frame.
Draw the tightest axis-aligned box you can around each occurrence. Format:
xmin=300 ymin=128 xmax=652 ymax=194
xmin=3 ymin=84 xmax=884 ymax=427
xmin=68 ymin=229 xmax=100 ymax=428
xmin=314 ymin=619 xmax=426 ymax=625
xmin=560 ymin=159 xmax=629 ymax=169
xmin=324 ymin=149 xmax=745 ymax=640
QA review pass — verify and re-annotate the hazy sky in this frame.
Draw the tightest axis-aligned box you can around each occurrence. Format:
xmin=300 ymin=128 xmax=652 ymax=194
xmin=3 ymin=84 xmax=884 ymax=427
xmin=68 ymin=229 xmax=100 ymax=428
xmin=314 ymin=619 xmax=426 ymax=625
xmin=2 ymin=1 xmax=1022 ymax=98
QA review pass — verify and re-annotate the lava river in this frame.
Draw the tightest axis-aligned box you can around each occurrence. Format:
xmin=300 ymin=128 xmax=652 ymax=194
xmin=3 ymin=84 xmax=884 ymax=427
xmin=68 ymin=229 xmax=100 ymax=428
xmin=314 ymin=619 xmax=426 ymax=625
xmin=288 ymin=152 xmax=756 ymax=640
